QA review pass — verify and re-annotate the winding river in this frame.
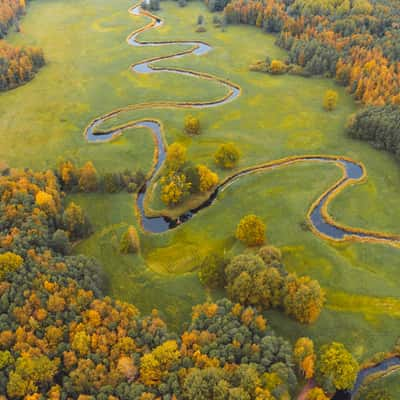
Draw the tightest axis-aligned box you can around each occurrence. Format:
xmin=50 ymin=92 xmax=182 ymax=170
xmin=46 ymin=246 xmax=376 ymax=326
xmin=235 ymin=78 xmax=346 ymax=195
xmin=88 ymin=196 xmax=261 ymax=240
xmin=85 ymin=2 xmax=400 ymax=395
xmin=85 ymin=4 xmax=400 ymax=247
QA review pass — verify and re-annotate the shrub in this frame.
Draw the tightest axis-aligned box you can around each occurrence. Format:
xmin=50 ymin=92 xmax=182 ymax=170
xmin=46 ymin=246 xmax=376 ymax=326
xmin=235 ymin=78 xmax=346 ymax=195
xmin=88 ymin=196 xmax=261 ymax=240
xmin=184 ymin=115 xmax=201 ymax=135
xmin=270 ymin=59 xmax=287 ymax=74
xmin=323 ymin=90 xmax=338 ymax=111
xmin=196 ymin=26 xmax=207 ymax=32
xmin=214 ymin=143 xmax=240 ymax=169
xmin=120 ymin=226 xmax=140 ymax=254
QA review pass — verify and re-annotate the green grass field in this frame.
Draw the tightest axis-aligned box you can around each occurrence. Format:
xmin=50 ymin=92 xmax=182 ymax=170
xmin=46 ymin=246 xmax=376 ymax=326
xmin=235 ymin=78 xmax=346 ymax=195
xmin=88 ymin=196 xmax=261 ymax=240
xmin=2 ymin=0 xmax=400 ymax=361
xmin=381 ymin=370 xmax=400 ymax=398
xmin=357 ymin=368 xmax=400 ymax=399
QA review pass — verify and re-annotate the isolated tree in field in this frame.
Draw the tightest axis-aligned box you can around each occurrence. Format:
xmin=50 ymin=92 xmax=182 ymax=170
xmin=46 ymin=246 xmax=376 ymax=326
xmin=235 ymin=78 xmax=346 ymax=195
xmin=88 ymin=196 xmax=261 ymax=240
xmin=120 ymin=226 xmax=140 ymax=254
xmin=236 ymin=215 xmax=266 ymax=246
xmin=214 ymin=143 xmax=240 ymax=169
xmin=197 ymin=164 xmax=219 ymax=192
xmin=323 ymin=90 xmax=338 ymax=111
xmin=185 ymin=115 xmax=201 ymax=135
xmin=283 ymin=274 xmax=325 ymax=324
xmin=316 ymin=342 xmax=359 ymax=392
xmin=306 ymin=388 xmax=329 ymax=400
xmin=0 ymin=252 xmax=23 ymax=280
xmin=79 ymin=161 xmax=98 ymax=192
xmin=270 ymin=59 xmax=287 ymax=74
xmin=294 ymin=337 xmax=316 ymax=379
xmin=161 ymin=173 xmax=191 ymax=205
xmin=166 ymin=143 xmax=187 ymax=171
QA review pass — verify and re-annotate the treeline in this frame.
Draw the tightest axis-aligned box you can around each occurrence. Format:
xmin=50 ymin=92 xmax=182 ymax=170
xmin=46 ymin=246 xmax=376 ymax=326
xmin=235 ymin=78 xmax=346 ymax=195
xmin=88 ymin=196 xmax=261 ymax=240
xmin=218 ymin=0 xmax=400 ymax=106
xmin=0 ymin=166 xmax=364 ymax=398
xmin=347 ymin=105 xmax=400 ymax=158
xmin=57 ymin=160 xmax=146 ymax=194
xmin=0 ymin=41 xmax=44 ymax=91
xmin=0 ymin=0 xmax=25 ymax=38
xmin=0 ymin=0 xmax=46 ymax=91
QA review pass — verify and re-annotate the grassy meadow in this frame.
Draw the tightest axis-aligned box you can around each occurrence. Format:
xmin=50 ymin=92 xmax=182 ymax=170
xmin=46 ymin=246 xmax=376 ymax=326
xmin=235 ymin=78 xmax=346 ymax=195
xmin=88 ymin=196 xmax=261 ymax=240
xmin=2 ymin=0 xmax=400 ymax=360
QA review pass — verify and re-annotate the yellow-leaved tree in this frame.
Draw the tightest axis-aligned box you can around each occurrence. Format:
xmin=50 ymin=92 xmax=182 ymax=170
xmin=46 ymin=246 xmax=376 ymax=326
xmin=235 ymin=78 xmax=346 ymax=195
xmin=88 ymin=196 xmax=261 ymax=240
xmin=214 ymin=143 xmax=240 ymax=169
xmin=236 ymin=215 xmax=266 ymax=246
xmin=140 ymin=340 xmax=180 ymax=386
xmin=323 ymin=90 xmax=338 ymax=111
xmin=166 ymin=143 xmax=187 ymax=171
xmin=184 ymin=115 xmax=200 ymax=135
xmin=197 ymin=164 xmax=219 ymax=192
xmin=294 ymin=337 xmax=316 ymax=379
xmin=161 ymin=173 xmax=191 ymax=205
xmin=0 ymin=252 xmax=23 ymax=280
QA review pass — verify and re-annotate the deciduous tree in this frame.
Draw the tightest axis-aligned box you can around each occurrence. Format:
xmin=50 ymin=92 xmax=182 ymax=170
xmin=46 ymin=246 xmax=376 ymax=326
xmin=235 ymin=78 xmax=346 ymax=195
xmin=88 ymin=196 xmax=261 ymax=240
xmin=197 ymin=164 xmax=219 ymax=192
xmin=184 ymin=115 xmax=201 ymax=135
xmin=214 ymin=143 xmax=240 ymax=169
xmin=323 ymin=90 xmax=338 ymax=111
xmin=236 ymin=215 xmax=266 ymax=246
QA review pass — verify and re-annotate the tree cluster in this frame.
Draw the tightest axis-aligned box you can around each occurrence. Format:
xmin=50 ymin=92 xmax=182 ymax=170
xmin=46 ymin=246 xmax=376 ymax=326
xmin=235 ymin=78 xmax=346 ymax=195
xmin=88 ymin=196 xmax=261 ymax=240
xmin=200 ymin=244 xmax=325 ymax=324
xmin=58 ymin=160 xmax=145 ymax=194
xmin=0 ymin=41 xmax=45 ymax=91
xmin=0 ymin=0 xmax=26 ymax=38
xmin=347 ymin=105 xmax=400 ymax=159
xmin=0 ymin=0 xmax=46 ymax=91
xmin=160 ymin=142 xmax=219 ymax=206
xmin=225 ymin=250 xmax=325 ymax=324
xmin=219 ymin=0 xmax=400 ymax=106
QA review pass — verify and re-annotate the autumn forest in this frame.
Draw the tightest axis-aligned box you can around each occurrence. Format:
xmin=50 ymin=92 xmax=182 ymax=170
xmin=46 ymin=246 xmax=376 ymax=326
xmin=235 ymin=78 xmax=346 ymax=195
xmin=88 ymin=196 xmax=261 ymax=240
xmin=0 ymin=0 xmax=399 ymax=398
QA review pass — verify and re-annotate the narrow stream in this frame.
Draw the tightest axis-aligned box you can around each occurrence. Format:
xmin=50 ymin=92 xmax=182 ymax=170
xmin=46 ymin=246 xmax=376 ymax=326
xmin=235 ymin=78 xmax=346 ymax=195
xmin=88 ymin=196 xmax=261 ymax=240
xmin=84 ymin=3 xmax=400 ymax=245
xmin=88 ymin=117 xmax=400 ymax=246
